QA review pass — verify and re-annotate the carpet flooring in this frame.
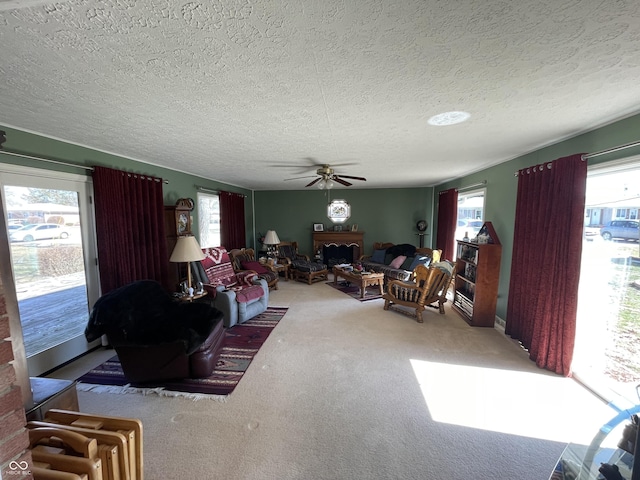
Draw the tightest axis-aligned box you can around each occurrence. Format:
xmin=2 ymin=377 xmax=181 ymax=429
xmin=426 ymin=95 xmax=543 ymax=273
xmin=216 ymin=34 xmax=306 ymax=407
xmin=325 ymin=280 xmax=384 ymax=301
xmin=76 ymin=306 xmax=287 ymax=400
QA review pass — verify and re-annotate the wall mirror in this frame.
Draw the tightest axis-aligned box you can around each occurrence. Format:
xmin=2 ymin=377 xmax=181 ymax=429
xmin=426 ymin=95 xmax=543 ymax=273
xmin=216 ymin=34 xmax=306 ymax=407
xmin=327 ymin=199 xmax=350 ymax=223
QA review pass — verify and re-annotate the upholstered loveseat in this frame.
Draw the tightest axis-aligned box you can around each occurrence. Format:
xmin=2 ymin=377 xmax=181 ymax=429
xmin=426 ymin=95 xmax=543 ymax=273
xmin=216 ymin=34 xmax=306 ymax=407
xmin=360 ymin=243 xmax=442 ymax=282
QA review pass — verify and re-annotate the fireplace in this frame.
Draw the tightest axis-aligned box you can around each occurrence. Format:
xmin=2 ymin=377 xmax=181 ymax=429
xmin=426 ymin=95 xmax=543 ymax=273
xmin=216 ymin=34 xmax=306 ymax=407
xmin=312 ymin=231 xmax=365 ymax=267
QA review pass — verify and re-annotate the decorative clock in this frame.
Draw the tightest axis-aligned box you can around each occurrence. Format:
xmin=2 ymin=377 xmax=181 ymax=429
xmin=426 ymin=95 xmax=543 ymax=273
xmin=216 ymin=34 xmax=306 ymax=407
xmin=176 ymin=211 xmax=190 ymax=235
xmin=166 ymin=198 xmax=194 ymax=236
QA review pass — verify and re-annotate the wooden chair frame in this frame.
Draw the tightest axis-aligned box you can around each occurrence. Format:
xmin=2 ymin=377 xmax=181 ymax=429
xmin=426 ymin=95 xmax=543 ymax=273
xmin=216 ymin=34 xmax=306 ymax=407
xmin=229 ymin=247 xmax=279 ymax=290
xmin=383 ymin=263 xmax=452 ymax=323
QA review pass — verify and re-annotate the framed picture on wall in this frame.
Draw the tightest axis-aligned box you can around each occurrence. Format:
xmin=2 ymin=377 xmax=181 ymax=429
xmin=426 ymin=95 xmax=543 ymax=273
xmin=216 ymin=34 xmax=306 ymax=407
xmin=313 ymin=223 xmax=324 ymax=232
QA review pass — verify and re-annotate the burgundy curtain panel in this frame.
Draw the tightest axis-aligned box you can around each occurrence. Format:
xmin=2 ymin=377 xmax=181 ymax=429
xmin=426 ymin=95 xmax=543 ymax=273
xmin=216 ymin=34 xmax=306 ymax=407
xmin=436 ymin=188 xmax=458 ymax=261
xmin=219 ymin=191 xmax=246 ymax=250
xmin=92 ymin=166 xmax=169 ymax=293
xmin=505 ymin=154 xmax=587 ymax=376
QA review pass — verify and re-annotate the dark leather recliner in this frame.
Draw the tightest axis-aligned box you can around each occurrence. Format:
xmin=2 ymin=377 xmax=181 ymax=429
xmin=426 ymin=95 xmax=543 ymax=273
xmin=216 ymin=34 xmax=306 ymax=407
xmin=85 ymin=280 xmax=225 ymax=383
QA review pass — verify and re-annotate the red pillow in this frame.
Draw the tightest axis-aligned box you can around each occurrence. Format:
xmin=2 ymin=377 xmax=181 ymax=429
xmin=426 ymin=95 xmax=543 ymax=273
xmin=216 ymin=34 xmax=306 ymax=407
xmin=241 ymin=260 xmax=269 ymax=274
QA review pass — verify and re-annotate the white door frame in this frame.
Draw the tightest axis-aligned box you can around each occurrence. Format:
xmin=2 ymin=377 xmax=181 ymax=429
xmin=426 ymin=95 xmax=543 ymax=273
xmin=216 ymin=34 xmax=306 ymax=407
xmin=0 ymin=162 xmax=101 ymax=375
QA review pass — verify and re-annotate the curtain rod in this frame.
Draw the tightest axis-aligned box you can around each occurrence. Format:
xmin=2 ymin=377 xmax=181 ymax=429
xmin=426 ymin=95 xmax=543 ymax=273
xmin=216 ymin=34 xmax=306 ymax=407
xmin=195 ymin=185 xmax=247 ymax=197
xmin=1 ymin=149 xmax=94 ymax=171
xmin=581 ymin=140 xmax=640 ymax=160
xmin=457 ymin=180 xmax=486 ymax=192
xmin=195 ymin=185 xmax=219 ymax=194
xmin=0 ymin=149 xmax=169 ymax=184
xmin=514 ymin=139 xmax=640 ymax=176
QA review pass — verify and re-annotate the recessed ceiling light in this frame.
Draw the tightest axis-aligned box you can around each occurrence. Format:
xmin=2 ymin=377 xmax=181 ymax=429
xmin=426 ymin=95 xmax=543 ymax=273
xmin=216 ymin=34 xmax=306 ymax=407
xmin=428 ymin=111 xmax=471 ymax=126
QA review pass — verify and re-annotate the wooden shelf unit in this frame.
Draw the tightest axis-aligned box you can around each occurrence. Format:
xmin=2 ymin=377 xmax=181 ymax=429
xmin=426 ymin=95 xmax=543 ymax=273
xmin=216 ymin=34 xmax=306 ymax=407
xmin=452 ymin=222 xmax=502 ymax=327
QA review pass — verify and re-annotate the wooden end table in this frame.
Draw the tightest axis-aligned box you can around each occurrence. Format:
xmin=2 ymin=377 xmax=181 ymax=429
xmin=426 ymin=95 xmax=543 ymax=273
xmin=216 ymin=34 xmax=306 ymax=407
xmin=176 ymin=291 xmax=208 ymax=302
xmin=333 ymin=266 xmax=385 ymax=299
xmin=271 ymin=262 xmax=290 ymax=281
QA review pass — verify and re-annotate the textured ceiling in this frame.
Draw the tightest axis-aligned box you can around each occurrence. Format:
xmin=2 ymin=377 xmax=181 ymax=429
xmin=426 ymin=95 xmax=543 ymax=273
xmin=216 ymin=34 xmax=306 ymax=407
xmin=2 ymin=1 xmax=640 ymax=190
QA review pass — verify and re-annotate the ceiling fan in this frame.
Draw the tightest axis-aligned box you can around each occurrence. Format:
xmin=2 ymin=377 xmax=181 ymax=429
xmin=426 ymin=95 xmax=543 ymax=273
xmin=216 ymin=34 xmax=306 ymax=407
xmin=284 ymin=164 xmax=367 ymax=189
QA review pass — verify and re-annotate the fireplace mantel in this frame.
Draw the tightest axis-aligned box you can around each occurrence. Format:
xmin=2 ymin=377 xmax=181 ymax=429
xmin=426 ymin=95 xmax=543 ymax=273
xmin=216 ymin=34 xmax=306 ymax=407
xmin=312 ymin=231 xmax=365 ymax=255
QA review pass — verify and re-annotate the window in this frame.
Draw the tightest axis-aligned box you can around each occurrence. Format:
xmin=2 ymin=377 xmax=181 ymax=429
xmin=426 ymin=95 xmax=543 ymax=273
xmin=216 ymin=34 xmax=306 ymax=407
xmin=197 ymin=192 xmax=220 ymax=248
xmin=455 ymin=189 xmax=485 ymax=242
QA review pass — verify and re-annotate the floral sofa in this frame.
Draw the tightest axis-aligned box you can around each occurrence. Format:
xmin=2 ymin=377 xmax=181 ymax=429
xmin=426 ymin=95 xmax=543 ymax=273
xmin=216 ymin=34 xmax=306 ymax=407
xmin=360 ymin=242 xmax=442 ymax=282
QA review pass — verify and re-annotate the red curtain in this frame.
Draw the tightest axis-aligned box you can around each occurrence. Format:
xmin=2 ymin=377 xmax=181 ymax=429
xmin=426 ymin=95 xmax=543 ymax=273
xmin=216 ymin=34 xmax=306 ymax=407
xmin=436 ymin=188 xmax=458 ymax=261
xmin=505 ymin=154 xmax=587 ymax=376
xmin=219 ymin=191 xmax=246 ymax=250
xmin=92 ymin=166 xmax=169 ymax=293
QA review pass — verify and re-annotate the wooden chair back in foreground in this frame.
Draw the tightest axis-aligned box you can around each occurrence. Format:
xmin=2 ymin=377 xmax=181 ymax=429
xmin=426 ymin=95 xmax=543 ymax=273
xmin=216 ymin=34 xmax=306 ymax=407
xmin=383 ymin=262 xmax=453 ymax=323
xmin=46 ymin=409 xmax=143 ymax=480
xmin=29 ymin=427 xmax=102 ymax=480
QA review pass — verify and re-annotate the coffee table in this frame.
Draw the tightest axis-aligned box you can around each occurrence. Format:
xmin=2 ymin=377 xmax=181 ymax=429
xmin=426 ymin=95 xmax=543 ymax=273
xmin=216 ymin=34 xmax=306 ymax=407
xmin=332 ymin=266 xmax=385 ymax=299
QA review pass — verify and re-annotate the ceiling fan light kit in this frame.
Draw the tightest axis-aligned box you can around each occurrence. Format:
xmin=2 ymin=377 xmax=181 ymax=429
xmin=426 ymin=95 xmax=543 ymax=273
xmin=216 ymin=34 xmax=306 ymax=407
xmin=286 ymin=164 xmax=367 ymax=189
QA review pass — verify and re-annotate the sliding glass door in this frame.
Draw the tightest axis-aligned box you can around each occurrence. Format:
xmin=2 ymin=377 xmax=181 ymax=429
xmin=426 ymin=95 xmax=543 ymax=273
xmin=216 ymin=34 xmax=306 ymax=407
xmin=574 ymin=159 xmax=640 ymax=403
xmin=0 ymin=165 xmax=100 ymax=376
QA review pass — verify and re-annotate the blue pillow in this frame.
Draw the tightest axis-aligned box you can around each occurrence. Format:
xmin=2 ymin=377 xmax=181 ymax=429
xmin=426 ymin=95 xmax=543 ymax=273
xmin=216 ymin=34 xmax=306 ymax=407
xmin=409 ymin=255 xmax=431 ymax=271
xmin=371 ymin=249 xmax=386 ymax=263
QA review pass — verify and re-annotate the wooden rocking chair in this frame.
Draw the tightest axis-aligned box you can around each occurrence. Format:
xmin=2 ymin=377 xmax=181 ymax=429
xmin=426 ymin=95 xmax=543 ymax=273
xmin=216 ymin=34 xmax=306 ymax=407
xmin=383 ymin=262 xmax=453 ymax=323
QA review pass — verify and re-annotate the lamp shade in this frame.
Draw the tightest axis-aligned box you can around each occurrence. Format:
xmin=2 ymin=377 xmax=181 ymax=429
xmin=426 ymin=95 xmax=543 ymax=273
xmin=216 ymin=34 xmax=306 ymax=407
xmin=263 ymin=230 xmax=280 ymax=245
xmin=169 ymin=235 xmax=206 ymax=263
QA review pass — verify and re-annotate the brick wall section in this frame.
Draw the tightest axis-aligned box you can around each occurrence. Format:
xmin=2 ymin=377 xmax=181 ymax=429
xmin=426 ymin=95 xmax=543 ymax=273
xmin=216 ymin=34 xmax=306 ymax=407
xmin=0 ymin=286 xmax=34 ymax=479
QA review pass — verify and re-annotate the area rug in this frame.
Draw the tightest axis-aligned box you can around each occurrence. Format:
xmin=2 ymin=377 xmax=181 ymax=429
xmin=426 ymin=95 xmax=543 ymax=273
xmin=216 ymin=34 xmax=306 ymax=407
xmin=326 ymin=280 xmax=384 ymax=302
xmin=76 ymin=306 xmax=288 ymax=401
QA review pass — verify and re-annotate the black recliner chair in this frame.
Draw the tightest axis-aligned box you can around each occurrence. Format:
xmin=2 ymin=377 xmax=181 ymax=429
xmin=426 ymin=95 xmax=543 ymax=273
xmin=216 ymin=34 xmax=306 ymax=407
xmin=85 ymin=280 xmax=225 ymax=383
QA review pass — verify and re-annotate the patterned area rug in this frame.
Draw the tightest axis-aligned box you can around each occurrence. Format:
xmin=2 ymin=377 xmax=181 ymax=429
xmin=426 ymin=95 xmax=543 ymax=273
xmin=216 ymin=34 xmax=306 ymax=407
xmin=76 ymin=306 xmax=287 ymax=401
xmin=326 ymin=280 xmax=384 ymax=302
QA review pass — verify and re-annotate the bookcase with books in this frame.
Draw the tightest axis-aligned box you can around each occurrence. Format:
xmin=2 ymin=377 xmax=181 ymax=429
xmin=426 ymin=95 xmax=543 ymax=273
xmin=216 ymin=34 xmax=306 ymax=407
xmin=452 ymin=222 xmax=502 ymax=327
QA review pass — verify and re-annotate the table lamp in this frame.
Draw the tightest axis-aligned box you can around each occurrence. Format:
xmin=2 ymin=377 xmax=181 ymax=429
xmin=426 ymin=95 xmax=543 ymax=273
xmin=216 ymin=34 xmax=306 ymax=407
xmin=169 ymin=235 xmax=206 ymax=295
xmin=263 ymin=230 xmax=280 ymax=259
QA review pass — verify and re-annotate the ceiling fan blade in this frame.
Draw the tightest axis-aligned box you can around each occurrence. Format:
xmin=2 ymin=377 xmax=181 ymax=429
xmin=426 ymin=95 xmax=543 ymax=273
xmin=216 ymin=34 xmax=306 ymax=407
xmin=333 ymin=176 xmax=352 ymax=187
xmin=284 ymin=175 xmax=317 ymax=181
xmin=337 ymin=175 xmax=367 ymax=181
xmin=306 ymin=177 xmax=321 ymax=187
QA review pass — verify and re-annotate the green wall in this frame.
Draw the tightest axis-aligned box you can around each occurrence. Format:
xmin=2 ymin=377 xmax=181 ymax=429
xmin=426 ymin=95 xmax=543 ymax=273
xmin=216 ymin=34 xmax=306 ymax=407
xmin=435 ymin=113 xmax=640 ymax=320
xmin=253 ymin=187 xmax=435 ymax=255
xmin=0 ymin=125 xmax=255 ymax=245
xmin=5 ymin=111 xmax=640 ymax=325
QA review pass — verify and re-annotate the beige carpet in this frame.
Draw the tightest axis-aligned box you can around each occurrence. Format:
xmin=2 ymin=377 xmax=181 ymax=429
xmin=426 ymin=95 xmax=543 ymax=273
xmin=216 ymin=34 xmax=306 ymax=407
xmin=49 ymin=277 xmax=615 ymax=480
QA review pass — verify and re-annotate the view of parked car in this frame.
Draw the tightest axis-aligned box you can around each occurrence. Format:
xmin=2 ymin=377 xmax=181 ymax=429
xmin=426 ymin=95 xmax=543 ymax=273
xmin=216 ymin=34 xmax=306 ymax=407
xmin=600 ymin=220 xmax=639 ymax=241
xmin=456 ymin=219 xmax=484 ymax=240
xmin=9 ymin=223 xmax=69 ymax=242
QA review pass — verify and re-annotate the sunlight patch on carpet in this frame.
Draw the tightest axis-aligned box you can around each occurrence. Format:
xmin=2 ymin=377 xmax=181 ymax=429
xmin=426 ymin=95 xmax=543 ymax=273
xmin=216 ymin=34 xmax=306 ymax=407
xmin=410 ymin=359 xmax=614 ymax=443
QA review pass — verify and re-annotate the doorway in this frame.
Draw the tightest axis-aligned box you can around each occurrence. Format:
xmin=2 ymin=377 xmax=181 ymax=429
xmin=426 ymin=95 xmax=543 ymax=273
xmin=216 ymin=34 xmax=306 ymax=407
xmin=1 ymin=165 xmax=101 ymax=376
xmin=574 ymin=160 xmax=640 ymax=403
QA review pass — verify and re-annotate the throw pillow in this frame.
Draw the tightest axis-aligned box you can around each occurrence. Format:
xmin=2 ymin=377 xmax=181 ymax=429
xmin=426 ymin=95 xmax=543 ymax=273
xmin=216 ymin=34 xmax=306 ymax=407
xmin=400 ymin=256 xmax=415 ymax=270
xmin=389 ymin=255 xmax=407 ymax=269
xmin=241 ymin=260 xmax=269 ymax=274
xmin=371 ymin=249 xmax=387 ymax=263
xmin=409 ymin=255 xmax=431 ymax=271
